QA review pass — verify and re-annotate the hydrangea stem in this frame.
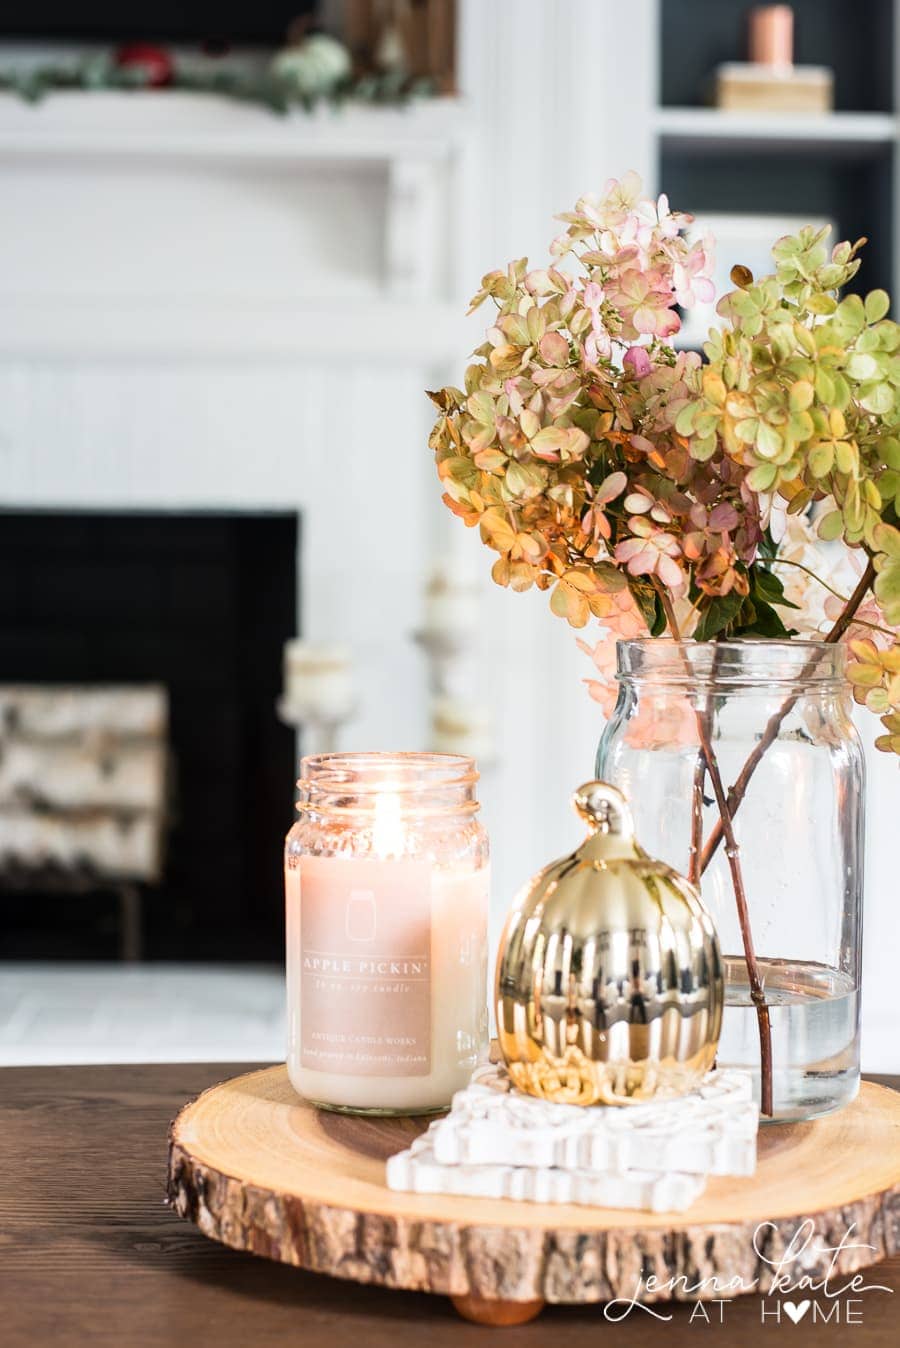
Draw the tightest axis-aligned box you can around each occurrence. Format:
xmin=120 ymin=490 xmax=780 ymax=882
xmin=690 ymin=694 xmax=774 ymax=1117
xmin=652 ymin=581 xmax=774 ymax=1116
xmin=688 ymin=750 xmax=706 ymax=887
xmin=699 ymin=557 xmax=877 ymax=874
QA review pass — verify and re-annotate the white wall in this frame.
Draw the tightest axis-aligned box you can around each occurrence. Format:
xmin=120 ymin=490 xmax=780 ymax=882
xmin=454 ymin=0 xmax=658 ymax=934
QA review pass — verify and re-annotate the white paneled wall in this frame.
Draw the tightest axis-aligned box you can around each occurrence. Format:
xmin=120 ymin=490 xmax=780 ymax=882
xmin=456 ymin=0 xmax=659 ymax=933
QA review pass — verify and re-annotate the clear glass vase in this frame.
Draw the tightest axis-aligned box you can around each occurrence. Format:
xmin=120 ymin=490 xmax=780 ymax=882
xmin=596 ymin=639 xmax=864 ymax=1123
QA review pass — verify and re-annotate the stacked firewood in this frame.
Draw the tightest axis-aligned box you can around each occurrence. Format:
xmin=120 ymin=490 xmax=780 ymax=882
xmin=0 ymin=686 xmax=168 ymax=882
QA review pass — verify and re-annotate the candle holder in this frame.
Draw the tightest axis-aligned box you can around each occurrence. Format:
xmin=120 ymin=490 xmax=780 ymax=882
xmin=277 ymin=641 xmax=358 ymax=755
xmin=285 ymin=752 xmax=490 ymax=1115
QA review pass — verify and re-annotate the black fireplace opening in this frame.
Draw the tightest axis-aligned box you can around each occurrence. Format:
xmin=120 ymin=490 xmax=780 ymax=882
xmin=0 ymin=509 xmax=298 ymax=962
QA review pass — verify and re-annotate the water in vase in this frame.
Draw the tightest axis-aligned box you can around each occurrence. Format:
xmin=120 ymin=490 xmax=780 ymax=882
xmin=717 ymin=957 xmax=860 ymax=1122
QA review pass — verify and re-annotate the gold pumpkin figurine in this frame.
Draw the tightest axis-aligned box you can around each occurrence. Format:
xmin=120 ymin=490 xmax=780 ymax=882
xmin=496 ymin=781 xmax=723 ymax=1106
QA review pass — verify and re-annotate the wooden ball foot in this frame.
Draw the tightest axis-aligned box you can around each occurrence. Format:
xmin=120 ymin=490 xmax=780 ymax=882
xmin=451 ymin=1295 xmax=545 ymax=1326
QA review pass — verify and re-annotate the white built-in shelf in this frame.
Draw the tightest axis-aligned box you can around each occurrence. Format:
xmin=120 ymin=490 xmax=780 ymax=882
xmin=655 ymin=107 xmax=898 ymax=155
xmin=0 ymin=90 xmax=468 ymax=162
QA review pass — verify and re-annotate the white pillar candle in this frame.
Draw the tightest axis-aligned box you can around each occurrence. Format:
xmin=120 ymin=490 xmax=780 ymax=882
xmin=281 ymin=641 xmax=356 ymax=722
xmin=285 ymin=753 xmax=489 ymax=1114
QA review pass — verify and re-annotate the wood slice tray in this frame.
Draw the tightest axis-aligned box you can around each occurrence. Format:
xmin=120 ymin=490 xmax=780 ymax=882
xmin=168 ymin=1066 xmax=900 ymax=1326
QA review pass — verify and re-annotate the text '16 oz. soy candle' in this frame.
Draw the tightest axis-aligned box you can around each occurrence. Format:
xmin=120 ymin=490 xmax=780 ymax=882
xmin=285 ymin=752 xmax=489 ymax=1114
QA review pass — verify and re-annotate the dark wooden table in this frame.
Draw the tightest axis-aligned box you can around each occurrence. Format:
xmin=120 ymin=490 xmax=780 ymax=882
xmin=2 ymin=1063 xmax=897 ymax=1347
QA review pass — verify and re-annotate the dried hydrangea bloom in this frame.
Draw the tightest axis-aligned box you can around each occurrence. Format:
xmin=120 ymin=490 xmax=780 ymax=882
xmin=429 ymin=173 xmax=900 ymax=757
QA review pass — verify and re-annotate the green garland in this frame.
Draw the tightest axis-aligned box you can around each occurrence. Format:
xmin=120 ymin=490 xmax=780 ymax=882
xmin=0 ymin=56 xmax=437 ymax=116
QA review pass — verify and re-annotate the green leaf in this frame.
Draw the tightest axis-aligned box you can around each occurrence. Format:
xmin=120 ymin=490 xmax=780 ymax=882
xmin=878 ymin=469 xmax=900 ymax=505
xmin=831 ymin=373 xmax=853 ymax=409
xmin=805 ymin=293 xmax=837 ymax=316
xmin=882 ymin=436 xmax=900 ymax=470
xmin=442 ymin=456 xmax=479 ymax=487
xmin=789 ymin=380 xmax=814 ymax=411
xmin=757 ymin=527 xmax=779 ymax=561
xmin=865 ymin=290 xmax=891 ymax=323
xmin=505 ymin=462 xmax=544 ymax=497
xmin=756 ymin=422 xmax=783 ymax=458
xmin=735 ymin=599 xmax=794 ymax=638
xmin=874 ymin=558 xmax=900 ymax=617
xmin=835 ymin=440 xmax=857 ymax=475
xmin=594 ymin=561 xmax=628 ymax=594
xmin=808 ymin=442 xmax=834 ymax=478
xmin=859 ymin=381 xmax=895 ymax=415
xmin=526 ymin=305 xmax=546 ymax=344
xmin=835 ymin=293 xmax=866 ymax=338
xmin=753 ymin=567 xmax=799 ymax=609
xmin=630 ymin=582 xmax=662 ymax=634
xmin=530 ymin=427 xmax=567 ymax=456
xmin=815 ymin=368 xmax=836 ymax=404
xmin=694 ymin=591 xmax=745 ymax=641
xmin=691 ymin=434 xmax=718 ymax=462
xmin=649 ymin=599 xmax=668 ymax=638
xmin=873 ymin=521 xmax=900 ymax=558
xmin=845 ymin=352 xmax=879 ymax=381
xmin=675 ymin=402 xmax=698 ymax=435
xmin=818 ymin=509 xmax=845 ymax=541
xmin=467 ymin=391 xmax=495 ymax=426
xmin=786 ymin=487 xmax=814 ymax=515
xmin=746 ymin=462 xmax=778 ymax=493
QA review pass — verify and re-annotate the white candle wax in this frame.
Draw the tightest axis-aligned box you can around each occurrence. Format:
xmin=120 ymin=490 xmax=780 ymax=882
xmin=286 ymin=853 xmax=489 ymax=1113
xmin=282 ymin=641 xmax=356 ymax=721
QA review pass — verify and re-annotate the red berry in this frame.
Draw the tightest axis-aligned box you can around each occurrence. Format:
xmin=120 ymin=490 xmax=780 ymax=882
xmin=115 ymin=43 xmax=174 ymax=88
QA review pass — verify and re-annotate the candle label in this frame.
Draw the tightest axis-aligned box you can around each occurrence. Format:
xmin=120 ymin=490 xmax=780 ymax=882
xmin=298 ymin=855 xmax=432 ymax=1076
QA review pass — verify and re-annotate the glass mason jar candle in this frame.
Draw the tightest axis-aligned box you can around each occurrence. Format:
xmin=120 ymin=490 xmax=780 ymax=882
xmin=597 ymin=639 xmax=864 ymax=1123
xmin=285 ymin=752 xmax=490 ymax=1114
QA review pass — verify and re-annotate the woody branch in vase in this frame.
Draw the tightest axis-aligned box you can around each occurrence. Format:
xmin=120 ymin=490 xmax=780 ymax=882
xmin=428 ymin=175 xmax=900 ymax=1121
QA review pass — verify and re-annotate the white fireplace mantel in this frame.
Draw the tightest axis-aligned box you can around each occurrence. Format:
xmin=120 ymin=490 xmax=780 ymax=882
xmin=0 ymin=92 xmax=473 ymax=361
xmin=0 ymin=90 xmax=469 ymax=163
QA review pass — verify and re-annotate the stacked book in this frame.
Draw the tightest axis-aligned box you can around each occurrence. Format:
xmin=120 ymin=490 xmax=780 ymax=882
xmin=387 ymin=1063 xmax=758 ymax=1214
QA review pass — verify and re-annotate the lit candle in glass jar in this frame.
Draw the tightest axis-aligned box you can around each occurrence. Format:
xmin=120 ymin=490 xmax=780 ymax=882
xmin=285 ymin=752 xmax=489 ymax=1114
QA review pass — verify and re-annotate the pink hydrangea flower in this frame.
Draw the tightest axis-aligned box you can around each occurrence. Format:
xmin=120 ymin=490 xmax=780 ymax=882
xmin=615 ymin=530 xmax=685 ymax=591
xmin=623 ymin=345 xmax=652 ymax=377
xmin=606 ymin=269 xmax=681 ymax=339
xmin=577 ymin=617 xmax=698 ymax=751
xmin=576 ymin=591 xmax=649 ymax=714
xmin=671 ymin=238 xmax=716 ymax=308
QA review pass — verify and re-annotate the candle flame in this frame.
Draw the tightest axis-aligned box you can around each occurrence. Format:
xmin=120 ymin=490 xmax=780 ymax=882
xmin=372 ymin=791 xmax=406 ymax=858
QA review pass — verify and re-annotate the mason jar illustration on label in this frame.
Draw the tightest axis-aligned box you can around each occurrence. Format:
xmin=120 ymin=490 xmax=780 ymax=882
xmin=345 ymin=888 xmax=377 ymax=943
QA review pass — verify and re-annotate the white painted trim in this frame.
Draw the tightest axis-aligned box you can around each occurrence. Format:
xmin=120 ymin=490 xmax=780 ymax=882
xmin=0 ymin=91 xmax=469 ymax=162
xmin=656 ymin=107 xmax=897 ymax=153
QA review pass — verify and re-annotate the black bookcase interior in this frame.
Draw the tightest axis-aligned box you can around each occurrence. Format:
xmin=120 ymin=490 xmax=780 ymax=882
xmin=658 ymin=0 xmax=896 ymax=299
